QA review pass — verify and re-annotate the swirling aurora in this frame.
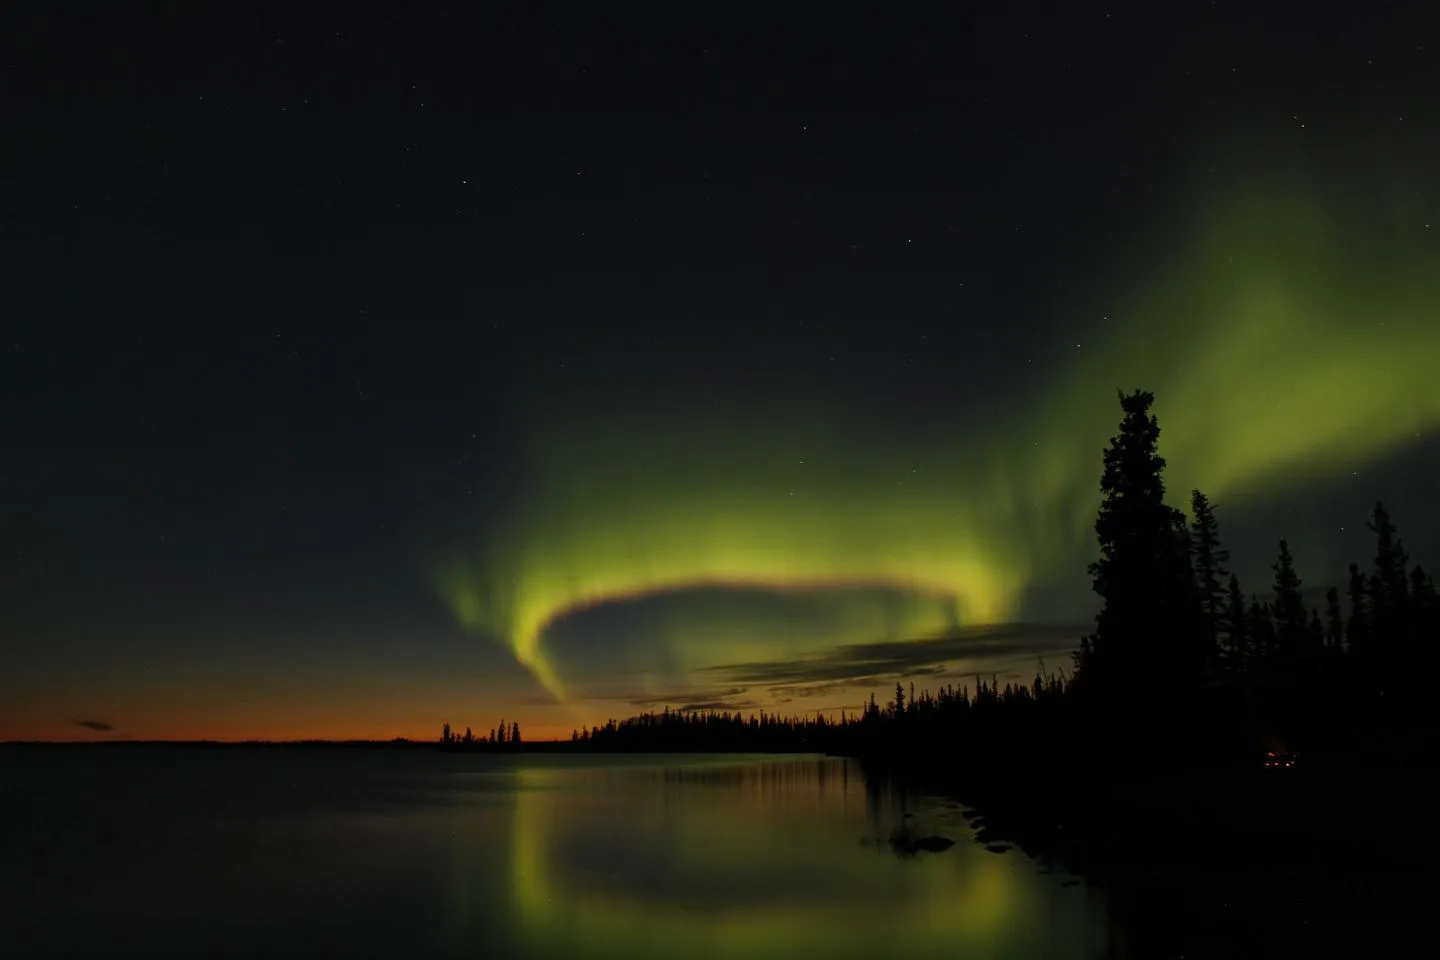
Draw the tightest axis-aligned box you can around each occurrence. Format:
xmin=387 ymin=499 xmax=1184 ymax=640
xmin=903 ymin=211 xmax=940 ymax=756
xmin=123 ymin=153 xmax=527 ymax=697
xmin=438 ymin=175 xmax=1440 ymax=707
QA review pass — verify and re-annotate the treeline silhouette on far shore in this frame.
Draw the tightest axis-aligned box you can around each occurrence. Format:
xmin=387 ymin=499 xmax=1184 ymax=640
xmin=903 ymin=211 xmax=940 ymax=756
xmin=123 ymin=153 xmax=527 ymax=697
xmin=439 ymin=389 xmax=1439 ymax=773
xmin=438 ymin=719 xmax=523 ymax=751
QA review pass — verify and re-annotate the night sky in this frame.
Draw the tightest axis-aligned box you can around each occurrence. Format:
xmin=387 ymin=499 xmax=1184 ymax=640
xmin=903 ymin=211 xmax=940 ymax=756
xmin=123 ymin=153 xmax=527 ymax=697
xmin=5 ymin=3 xmax=1439 ymax=741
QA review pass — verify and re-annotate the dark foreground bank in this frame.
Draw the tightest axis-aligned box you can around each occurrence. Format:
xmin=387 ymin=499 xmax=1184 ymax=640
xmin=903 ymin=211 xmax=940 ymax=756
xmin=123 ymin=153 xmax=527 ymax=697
xmin=863 ymin=750 xmax=1438 ymax=958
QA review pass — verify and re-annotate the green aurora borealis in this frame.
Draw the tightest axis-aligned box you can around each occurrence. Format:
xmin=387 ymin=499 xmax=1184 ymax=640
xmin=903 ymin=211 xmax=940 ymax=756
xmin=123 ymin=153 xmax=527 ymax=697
xmin=438 ymin=171 xmax=1440 ymax=709
xmin=14 ymin=1 xmax=1440 ymax=755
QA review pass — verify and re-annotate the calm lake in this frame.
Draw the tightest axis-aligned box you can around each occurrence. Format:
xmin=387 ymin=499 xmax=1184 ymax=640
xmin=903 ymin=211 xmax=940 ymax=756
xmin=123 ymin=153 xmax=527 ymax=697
xmin=2 ymin=749 xmax=1109 ymax=958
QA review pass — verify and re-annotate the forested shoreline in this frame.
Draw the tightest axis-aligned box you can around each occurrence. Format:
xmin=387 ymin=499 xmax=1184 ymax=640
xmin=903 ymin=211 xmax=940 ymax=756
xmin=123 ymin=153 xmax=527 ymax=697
xmin=441 ymin=390 xmax=1439 ymax=778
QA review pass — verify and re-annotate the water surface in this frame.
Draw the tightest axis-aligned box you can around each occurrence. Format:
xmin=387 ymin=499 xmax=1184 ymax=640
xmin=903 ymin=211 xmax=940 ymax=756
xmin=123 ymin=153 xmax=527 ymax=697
xmin=2 ymin=749 xmax=1107 ymax=958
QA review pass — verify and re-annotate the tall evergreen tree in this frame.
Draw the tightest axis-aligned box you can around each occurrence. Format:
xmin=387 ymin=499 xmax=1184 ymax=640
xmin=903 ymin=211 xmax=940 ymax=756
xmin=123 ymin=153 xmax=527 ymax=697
xmin=1189 ymin=490 xmax=1229 ymax=658
xmin=1346 ymin=563 xmax=1369 ymax=655
xmin=1270 ymin=539 xmax=1308 ymax=657
xmin=1411 ymin=564 xmax=1437 ymax=604
xmin=1224 ymin=573 xmax=1248 ymax=670
xmin=1324 ymin=586 xmax=1345 ymax=651
xmin=1410 ymin=565 xmax=1438 ymax=624
xmin=1409 ymin=564 xmax=1439 ymax=668
xmin=1248 ymin=597 xmax=1276 ymax=664
xmin=1368 ymin=502 xmax=1409 ymax=633
xmin=1084 ymin=390 xmax=1203 ymax=691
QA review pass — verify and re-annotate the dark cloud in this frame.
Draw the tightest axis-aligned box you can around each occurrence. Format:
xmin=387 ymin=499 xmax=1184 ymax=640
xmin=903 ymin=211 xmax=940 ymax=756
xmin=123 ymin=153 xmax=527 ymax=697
xmin=620 ymin=687 xmax=760 ymax=712
xmin=75 ymin=719 xmax=115 ymax=732
xmin=572 ymin=623 xmax=1084 ymax=714
xmin=676 ymin=699 xmax=761 ymax=714
xmin=701 ymin=622 xmax=1085 ymax=689
xmin=768 ymin=679 xmax=858 ymax=699
xmin=768 ymin=665 xmax=952 ymax=701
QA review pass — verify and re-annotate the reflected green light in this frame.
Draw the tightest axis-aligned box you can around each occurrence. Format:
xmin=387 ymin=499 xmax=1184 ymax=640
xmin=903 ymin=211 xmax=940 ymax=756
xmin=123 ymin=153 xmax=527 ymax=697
xmin=490 ymin=761 xmax=1056 ymax=958
xmin=438 ymin=173 xmax=1440 ymax=700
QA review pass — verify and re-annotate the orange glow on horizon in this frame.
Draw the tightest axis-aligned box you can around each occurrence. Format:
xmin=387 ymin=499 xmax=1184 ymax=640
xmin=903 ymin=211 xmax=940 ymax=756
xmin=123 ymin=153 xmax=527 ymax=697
xmin=1 ymin=697 xmax=872 ymax=744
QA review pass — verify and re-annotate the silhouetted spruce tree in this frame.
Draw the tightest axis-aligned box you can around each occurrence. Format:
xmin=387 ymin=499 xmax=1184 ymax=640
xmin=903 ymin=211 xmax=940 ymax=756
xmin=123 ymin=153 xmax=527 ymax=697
xmin=1249 ymin=597 xmax=1276 ymax=663
xmin=442 ymin=722 xmax=452 ymax=746
xmin=1324 ymin=586 xmax=1345 ymax=651
xmin=1190 ymin=490 xmax=1229 ymax=660
xmin=1411 ymin=565 xmax=1438 ymax=636
xmin=497 ymin=721 xmax=507 ymax=745
xmin=1346 ymin=563 xmax=1369 ymax=656
xmin=1411 ymin=565 xmax=1437 ymax=605
xmin=1408 ymin=565 xmax=1439 ymax=675
xmin=463 ymin=726 xmax=474 ymax=746
xmin=1413 ymin=565 xmax=1437 ymax=600
xmin=1082 ymin=390 xmax=1204 ymax=693
xmin=1270 ymin=539 xmax=1309 ymax=660
xmin=1368 ymin=502 xmax=1409 ymax=637
xmin=893 ymin=682 xmax=906 ymax=716
xmin=1172 ymin=507 xmax=1202 ymax=631
xmin=1224 ymin=573 xmax=1248 ymax=670
xmin=511 ymin=721 xmax=521 ymax=746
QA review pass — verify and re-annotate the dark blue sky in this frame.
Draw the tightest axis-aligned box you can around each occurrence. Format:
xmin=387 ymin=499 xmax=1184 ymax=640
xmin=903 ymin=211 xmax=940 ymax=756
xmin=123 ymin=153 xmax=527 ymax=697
xmin=4 ymin=2 xmax=1438 ymax=739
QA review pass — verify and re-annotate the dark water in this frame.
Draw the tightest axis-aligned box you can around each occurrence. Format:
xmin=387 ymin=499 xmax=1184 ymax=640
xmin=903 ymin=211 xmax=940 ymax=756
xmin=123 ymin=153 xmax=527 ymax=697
xmin=1 ymin=749 xmax=1108 ymax=958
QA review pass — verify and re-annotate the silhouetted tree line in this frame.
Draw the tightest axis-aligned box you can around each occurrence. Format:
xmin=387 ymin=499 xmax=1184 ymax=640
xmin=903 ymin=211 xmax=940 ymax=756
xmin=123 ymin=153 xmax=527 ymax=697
xmin=571 ymin=706 xmax=835 ymax=752
xmin=439 ymin=719 xmax=522 ymax=752
xmin=436 ymin=673 xmax=1072 ymax=757
xmin=1067 ymin=390 xmax=1440 ymax=769
xmin=530 ymin=670 xmax=1072 ymax=760
xmin=439 ymin=390 xmax=1438 ymax=772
